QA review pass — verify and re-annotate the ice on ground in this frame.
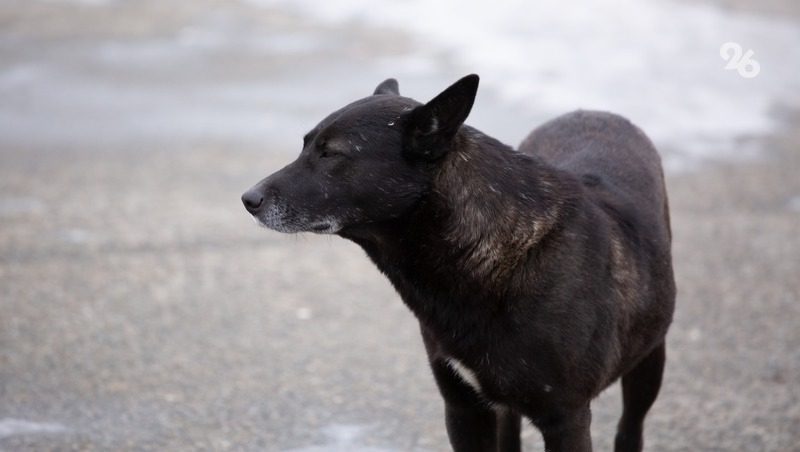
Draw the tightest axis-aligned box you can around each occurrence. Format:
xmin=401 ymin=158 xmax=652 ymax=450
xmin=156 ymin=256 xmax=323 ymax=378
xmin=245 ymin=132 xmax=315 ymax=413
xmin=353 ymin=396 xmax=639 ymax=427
xmin=0 ymin=418 xmax=68 ymax=439
xmin=283 ymin=424 xmax=397 ymax=452
xmin=246 ymin=0 xmax=800 ymax=166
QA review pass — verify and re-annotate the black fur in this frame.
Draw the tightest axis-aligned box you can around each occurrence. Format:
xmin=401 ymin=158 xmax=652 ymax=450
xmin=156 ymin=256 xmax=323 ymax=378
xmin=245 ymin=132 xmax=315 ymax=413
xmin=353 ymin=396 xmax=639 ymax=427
xmin=242 ymin=75 xmax=676 ymax=452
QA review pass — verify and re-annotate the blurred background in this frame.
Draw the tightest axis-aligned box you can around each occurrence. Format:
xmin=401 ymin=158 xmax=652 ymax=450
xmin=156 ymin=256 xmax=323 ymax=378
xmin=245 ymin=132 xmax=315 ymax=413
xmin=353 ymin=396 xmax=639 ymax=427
xmin=1 ymin=0 xmax=798 ymax=450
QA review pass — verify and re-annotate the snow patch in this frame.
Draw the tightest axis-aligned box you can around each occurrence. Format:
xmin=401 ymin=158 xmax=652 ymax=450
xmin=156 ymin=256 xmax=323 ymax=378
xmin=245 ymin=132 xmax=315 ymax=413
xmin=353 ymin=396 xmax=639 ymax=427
xmin=0 ymin=419 xmax=68 ymax=439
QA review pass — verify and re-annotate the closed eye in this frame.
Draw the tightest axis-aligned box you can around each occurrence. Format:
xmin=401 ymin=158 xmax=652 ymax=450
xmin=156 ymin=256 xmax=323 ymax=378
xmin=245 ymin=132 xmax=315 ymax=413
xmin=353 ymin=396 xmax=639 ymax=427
xmin=319 ymin=148 xmax=343 ymax=159
xmin=317 ymin=138 xmax=348 ymax=159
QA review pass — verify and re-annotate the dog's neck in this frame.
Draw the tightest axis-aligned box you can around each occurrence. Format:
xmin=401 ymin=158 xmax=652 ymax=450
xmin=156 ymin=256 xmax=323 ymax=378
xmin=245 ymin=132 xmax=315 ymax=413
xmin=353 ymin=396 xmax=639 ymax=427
xmin=341 ymin=128 xmax=580 ymax=316
xmin=427 ymin=129 xmax=579 ymax=288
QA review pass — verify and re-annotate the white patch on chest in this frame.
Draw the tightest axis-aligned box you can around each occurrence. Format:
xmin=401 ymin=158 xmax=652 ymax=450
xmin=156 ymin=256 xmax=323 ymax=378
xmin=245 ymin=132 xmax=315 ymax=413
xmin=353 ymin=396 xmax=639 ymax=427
xmin=446 ymin=358 xmax=483 ymax=394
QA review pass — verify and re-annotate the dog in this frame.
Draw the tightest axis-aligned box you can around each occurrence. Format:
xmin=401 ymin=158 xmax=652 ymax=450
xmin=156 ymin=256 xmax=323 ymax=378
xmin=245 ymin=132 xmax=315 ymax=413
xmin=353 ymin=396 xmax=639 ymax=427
xmin=242 ymin=75 xmax=675 ymax=452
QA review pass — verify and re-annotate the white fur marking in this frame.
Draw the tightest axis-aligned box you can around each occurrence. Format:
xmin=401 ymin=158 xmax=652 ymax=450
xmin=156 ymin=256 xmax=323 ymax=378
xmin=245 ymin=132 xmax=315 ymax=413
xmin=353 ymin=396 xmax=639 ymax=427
xmin=446 ymin=358 xmax=482 ymax=394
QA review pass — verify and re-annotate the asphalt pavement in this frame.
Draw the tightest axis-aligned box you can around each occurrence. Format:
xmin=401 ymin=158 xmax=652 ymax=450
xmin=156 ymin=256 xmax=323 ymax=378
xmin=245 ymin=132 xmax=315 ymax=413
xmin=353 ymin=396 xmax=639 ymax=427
xmin=1 ymin=1 xmax=798 ymax=450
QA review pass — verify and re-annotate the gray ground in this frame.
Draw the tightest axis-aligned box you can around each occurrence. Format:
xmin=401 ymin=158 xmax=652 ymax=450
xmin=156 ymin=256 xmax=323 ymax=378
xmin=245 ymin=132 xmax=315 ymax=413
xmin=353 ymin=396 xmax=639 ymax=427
xmin=1 ymin=1 xmax=799 ymax=451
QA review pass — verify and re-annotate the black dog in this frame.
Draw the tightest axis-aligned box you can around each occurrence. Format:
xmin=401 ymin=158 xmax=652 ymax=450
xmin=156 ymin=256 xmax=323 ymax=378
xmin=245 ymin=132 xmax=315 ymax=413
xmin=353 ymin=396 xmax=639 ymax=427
xmin=242 ymin=75 xmax=675 ymax=452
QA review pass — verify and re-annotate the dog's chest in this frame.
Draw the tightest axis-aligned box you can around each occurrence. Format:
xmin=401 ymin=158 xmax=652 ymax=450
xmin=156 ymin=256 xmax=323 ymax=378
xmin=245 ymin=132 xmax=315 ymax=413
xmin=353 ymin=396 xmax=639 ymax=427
xmin=444 ymin=354 xmax=556 ymax=407
xmin=443 ymin=357 xmax=517 ymax=410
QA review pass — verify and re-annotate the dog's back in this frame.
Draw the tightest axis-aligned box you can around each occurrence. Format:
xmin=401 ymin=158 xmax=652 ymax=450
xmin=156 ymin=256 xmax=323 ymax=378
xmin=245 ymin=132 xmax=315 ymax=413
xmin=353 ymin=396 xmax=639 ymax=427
xmin=519 ymin=110 xmax=669 ymax=240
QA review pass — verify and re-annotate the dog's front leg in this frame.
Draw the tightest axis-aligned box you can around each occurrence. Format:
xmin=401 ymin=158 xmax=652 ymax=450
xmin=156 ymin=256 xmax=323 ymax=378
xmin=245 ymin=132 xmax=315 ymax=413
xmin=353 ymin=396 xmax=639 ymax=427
xmin=420 ymin=327 xmax=508 ymax=451
xmin=495 ymin=407 xmax=522 ymax=452
xmin=430 ymin=358 xmax=500 ymax=452
xmin=537 ymin=405 xmax=593 ymax=452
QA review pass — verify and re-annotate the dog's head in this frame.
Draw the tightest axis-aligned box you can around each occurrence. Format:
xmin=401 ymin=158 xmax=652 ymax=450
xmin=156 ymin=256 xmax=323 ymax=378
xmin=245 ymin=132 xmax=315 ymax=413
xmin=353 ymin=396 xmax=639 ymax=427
xmin=241 ymin=74 xmax=479 ymax=234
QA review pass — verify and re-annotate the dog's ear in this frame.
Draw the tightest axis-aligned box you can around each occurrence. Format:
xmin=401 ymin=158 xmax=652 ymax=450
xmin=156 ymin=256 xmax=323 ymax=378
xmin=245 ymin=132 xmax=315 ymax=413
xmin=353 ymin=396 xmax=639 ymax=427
xmin=402 ymin=74 xmax=479 ymax=161
xmin=373 ymin=78 xmax=400 ymax=95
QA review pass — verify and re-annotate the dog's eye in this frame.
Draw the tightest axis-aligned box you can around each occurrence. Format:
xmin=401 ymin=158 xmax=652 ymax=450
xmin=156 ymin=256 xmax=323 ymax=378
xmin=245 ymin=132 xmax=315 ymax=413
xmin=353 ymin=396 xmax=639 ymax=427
xmin=319 ymin=149 xmax=341 ymax=159
xmin=317 ymin=139 xmax=342 ymax=159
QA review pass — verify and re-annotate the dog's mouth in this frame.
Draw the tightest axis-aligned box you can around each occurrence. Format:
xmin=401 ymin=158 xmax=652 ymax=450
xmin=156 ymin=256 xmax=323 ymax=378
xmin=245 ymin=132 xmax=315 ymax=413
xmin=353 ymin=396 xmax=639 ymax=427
xmin=309 ymin=223 xmax=333 ymax=233
xmin=251 ymin=204 xmax=340 ymax=235
xmin=306 ymin=219 xmax=341 ymax=234
xmin=251 ymin=212 xmax=296 ymax=233
xmin=251 ymin=202 xmax=295 ymax=233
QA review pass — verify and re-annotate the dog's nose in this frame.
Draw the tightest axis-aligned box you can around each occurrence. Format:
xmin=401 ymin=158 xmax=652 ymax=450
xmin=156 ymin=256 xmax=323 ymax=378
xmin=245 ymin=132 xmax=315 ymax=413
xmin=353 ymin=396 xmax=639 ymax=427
xmin=241 ymin=189 xmax=264 ymax=214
